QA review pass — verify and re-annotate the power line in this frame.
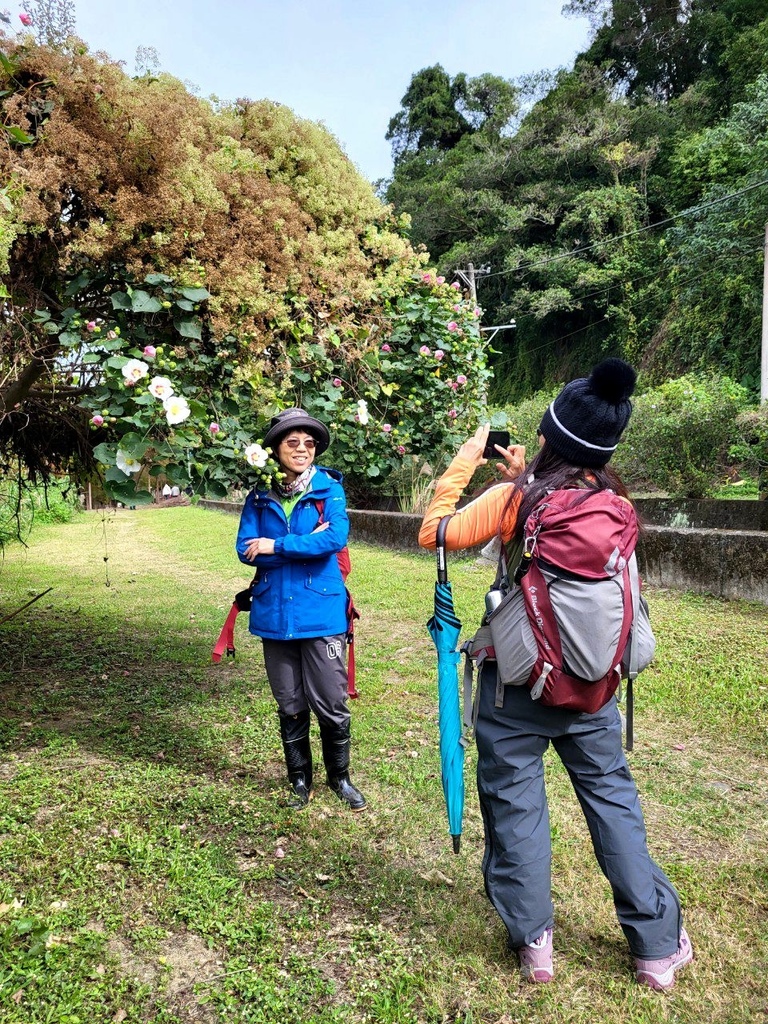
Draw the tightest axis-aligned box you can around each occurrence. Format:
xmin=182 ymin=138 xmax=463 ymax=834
xmin=504 ymin=234 xmax=765 ymax=330
xmin=482 ymin=176 xmax=768 ymax=281
xmin=508 ymin=242 xmax=766 ymax=359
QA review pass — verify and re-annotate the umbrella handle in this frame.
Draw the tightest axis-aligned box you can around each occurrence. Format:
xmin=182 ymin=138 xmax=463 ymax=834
xmin=436 ymin=515 xmax=453 ymax=584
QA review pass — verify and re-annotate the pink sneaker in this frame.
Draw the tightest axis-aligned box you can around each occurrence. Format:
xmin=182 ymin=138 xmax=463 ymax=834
xmin=635 ymin=928 xmax=693 ymax=991
xmin=517 ymin=927 xmax=554 ymax=983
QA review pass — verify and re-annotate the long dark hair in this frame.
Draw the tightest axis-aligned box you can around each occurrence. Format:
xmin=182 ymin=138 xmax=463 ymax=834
xmin=502 ymin=442 xmax=632 ymax=542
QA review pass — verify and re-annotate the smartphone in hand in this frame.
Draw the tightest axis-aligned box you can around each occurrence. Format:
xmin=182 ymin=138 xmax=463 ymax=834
xmin=483 ymin=429 xmax=511 ymax=458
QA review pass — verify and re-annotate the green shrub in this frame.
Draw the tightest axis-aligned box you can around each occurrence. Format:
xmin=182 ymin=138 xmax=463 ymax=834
xmin=730 ymin=404 xmax=768 ymax=497
xmin=0 ymin=480 xmax=79 ymax=545
xmin=491 ymin=373 xmax=753 ymax=499
xmin=614 ymin=374 xmax=750 ymax=497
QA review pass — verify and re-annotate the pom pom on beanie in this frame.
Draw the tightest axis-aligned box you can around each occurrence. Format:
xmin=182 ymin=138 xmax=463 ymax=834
xmin=538 ymin=358 xmax=636 ymax=468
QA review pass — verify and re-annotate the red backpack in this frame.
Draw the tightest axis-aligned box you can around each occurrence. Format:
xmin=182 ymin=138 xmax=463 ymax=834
xmin=485 ymin=488 xmax=653 ymax=721
xmin=212 ymin=500 xmax=360 ymax=698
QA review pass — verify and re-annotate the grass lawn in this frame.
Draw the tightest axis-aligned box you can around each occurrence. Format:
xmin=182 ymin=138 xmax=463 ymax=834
xmin=0 ymin=505 xmax=766 ymax=1023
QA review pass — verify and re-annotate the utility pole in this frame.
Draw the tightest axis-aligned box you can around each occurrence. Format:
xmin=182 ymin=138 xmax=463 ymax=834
xmin=762 ymin=222 xmax=768 ymax=402
xmin=466 ymin=262 xmax=477 ymax=303
xmin=453 ymin=262 xmax=489 ymax=302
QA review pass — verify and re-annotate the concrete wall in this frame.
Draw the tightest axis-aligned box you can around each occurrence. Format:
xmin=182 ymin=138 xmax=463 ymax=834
xmin=635 ymin=498 xmax=768 ymax=531
xmin=199 ymin=501 xmax=768 ymax=606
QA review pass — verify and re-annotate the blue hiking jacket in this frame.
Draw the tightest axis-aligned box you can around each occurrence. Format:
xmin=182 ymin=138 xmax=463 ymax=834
xmin=235 ymin=467 xmax=349 ymax=640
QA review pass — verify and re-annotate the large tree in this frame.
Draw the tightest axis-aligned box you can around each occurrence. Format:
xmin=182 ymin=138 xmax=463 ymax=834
xmin=0 ymin=37 xmax=493 ymax=504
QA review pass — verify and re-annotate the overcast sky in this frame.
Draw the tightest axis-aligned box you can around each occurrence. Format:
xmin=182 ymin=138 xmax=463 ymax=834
xmin=57 ymin=0 xmax=591 ymax=183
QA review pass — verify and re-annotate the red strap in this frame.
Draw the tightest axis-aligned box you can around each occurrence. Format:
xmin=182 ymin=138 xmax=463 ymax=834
xmin=346 ymin=590 xmax=360 ymax=698
xmin=212 ymin=603 xmax=240 ymax=663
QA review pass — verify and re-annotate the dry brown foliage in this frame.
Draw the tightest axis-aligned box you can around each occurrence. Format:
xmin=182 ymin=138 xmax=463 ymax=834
xmin=0 ymin=35 xmax=420 ymax=349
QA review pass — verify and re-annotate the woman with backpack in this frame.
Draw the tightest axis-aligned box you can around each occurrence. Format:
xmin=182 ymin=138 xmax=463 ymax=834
xmin=418 ymin=359 xmax=692 ymax=991
xmin=236 ymin=408 xmax=366 ymax=812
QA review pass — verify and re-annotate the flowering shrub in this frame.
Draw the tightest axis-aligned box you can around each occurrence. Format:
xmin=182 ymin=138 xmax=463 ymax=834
xmin=42 ymin=271 xmax=282 ymax=504
xmin=32 ymin=267 xmax=490 ymax=506
xmin=271 ymin=273 xmax=492 ymax=500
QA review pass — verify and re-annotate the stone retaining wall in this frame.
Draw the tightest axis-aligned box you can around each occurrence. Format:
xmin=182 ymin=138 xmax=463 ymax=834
xmin=199 ymin=501 xmax=768 ymax=605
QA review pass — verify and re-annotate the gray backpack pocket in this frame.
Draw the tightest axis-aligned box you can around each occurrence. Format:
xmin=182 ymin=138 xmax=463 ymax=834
xmin=544 ymin=572 xmax=625 ymax=682
xmin=486 ymin=588 xmax=537 ymax=686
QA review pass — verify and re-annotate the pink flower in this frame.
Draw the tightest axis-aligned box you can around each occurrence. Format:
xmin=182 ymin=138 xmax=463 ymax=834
xmin=419 ymin=345 xmax=431 ymax=356
xmin=143 ymin=345 xmax=156 ymax=359
xmin=449 ymin=381 xmax=458 ymax=391
xmin=447 ymin=321 xmax=458 ymax=333
xmin=380 ymin=343 xmax=391 ymax=353
xmin=209 ymin=422 xmax=220 ymax=434
xmin=91 ymin=414 xmax=104 ymax=426
xmin=456 ymin=374 xmax=467 ymax=385
xmin=382 ymin=423 xmax=392 ymax=433
xmin=86 ymin=321 xmax=96 ymax=332
xmin=450 ymin=282 xmax=461 ymax=290
xmin=436 ymin=276 xmax=445 ymax=284
xmin=332 ymin=377 xmax=342 ymax=387
xmin=434 ymin=349 xmax=445 ymax=361
xmin=421 ymin=272 xmax=433 ymax=283
xmin=448 ymin=409 xmax=458 ymax=419
xmin=397 ymin=445 xmax=406 ymax=455
xmin=19 ymin=12 xmax=32 ymax=25
xmin=452 ymin=304 xmax=461 ymax=313
xmin=473 ymin=307 xmax=482 ymax=318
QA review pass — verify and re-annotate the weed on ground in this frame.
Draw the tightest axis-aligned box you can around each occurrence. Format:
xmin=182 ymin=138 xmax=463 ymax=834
xmin=0 ymin=507 xmax=766 ymax=1023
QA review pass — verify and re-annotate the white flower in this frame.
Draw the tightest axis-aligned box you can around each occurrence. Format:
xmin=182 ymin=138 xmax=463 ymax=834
xmin=244 ymin=443 xmax=269 ymax=468
xmin=148 ymin=376 xmax=174 ymax=400
xmin=116 ymin=449 xmax=142 ymax=474
xmin=356 ymin=399 xmax=369 ymax=426
xmin=163 ymin=394 xmax=191 ymax=425
xmin=121 ymin=359 xmax=149 ymax=384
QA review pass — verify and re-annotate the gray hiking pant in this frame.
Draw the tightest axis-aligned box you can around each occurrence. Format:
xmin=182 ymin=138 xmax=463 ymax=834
xmin=262 ymin=635 xmax=350 ymax=729
xmin=475 ymin=662 xmax=682 ymax=959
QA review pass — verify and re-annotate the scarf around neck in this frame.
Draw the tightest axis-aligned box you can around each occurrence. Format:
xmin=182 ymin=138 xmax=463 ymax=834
xmin=274 ymin=465 xmax=316 ymax=500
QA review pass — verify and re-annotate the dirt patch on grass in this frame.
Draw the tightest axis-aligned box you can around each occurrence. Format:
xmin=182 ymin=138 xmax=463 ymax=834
xmin=108 ymin=929 xmax=222 ymax=1023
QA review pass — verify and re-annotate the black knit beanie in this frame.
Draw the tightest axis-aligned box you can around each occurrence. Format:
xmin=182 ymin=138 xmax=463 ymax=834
xmin=538 ymin=358 xmax=637 ymax=468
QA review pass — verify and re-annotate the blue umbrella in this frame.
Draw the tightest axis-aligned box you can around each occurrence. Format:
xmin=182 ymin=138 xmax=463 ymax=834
xmin=426 ymin=515 xmax=464 ymax=854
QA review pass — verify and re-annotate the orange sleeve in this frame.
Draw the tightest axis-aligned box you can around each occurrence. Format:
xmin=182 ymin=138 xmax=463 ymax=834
xmin=418 ymin=455 xmax=521 ymax=550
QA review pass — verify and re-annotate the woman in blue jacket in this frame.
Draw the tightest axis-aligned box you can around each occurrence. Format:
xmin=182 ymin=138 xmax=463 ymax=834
xmin=236 ymin=408 xmax=366 ymax=811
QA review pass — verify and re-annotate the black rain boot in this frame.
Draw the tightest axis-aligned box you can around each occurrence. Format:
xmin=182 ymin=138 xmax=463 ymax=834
xmin=320 ymin=720 xmax=367 ymax=812
xmin=279 ymin=710 xmax=313 ymax=809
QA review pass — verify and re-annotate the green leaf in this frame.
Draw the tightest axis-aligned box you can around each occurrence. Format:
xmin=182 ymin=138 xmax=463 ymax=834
xmin=81 ymin=352 xmax=102 ymax=364
xmin=93 ymin=443 xmax=115 ymax=464
xmin=203 ymin=479 xmax=228 ymax=499
xmin=293 ymin=371 xmax=311 ymax=382
xmin=4 ymin=125 xmax=34 ymax=145
xmin=131 ymin=290 xmax=163 ymax=314
xmin=105 ymin=466 xmax=129 ymax=483
xmin=144 ymin=272 xmax=173 ymax=285
xmin=164 ymin=464 xmax=191 ymax=486
xmin=174 ymin=317 xmax=202 ymax=340
xmin=174 ymin=298 xmax=194 ymax=312
xmin=130 ymin=489 xmax=156 ymax=506
xmin=180 ymin=287 xmax=211 ymax=302
xmin=110 ymin=292 xmax=132 ymax=310
xmin=365 ymin=465 xmax=381 ymax=478
xmin=105 ymin=355 xmax=129 ymax=369
xmin=0 ymin=51 xmax=19 ymax=77
xmin=106 ymin=480 xmax=154 ymax=505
